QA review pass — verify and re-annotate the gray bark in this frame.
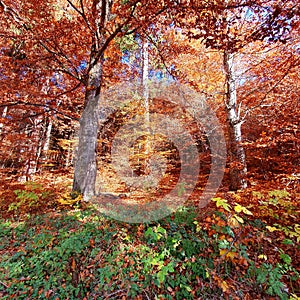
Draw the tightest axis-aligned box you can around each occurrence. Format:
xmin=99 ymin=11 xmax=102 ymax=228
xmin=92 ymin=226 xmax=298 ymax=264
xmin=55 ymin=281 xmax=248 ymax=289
xmin=142 ymin=37 xmax=150 ymax=126
xmin=223 ymin=51 xmax=247 ymax=190
xmin=142 ymin=36 xmax=151 ymax=173
xmin=73 ymin=61 xmax=103 ymax=201
xmin=0 ymin=106 xmax=7 ymax=136
xmin=72 ymin=0 xmax=109 ymax=200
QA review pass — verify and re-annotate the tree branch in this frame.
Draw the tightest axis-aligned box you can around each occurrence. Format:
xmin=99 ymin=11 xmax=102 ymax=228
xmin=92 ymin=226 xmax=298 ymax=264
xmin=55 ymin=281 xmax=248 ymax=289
xmin=240 ymin=56 xmax=300 ymax=122
xmin=91 ymin=1 xmax=141 ymax=68
xmin=67 ymin=0 xmax=94 ymax=34
xmin=0 ymin=101 xmax=79 ymax=121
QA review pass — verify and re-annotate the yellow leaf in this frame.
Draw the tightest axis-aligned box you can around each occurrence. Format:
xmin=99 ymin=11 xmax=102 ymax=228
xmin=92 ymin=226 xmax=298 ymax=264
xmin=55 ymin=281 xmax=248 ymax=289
xmin=193 ymin=221 xmax=201 ymax=233
xmin=234 ymin=204 xmax=253 ymax=215
xmin=258 ymin=254 xmax=268 ymax=260
xmin=57 ymin=192 xmax=82 ymax=206
xmin=234 ymin=214 xmax=244 ymax=223
xmin=219 ymin=249 xmax=237 ymax=259
xmin=266 ymin=226 xmax=277 ymax=232
xmin=242 ymin=206 xmax=253 ymax=215
xmin=219 ymin=249 xmax=227 ymax=256
xmin=220 ymin=280 xmax=229 ymax=292
xmin=289 ymin=293 xmax=300 ymax=300
xmin=226 ymin=251 xmax=237 ymax=259
xmin=57 ymin=198 xmax=73 ymax=205
xmin=228 ymin=216 xmax=240 ymax=228
xmin=212 ymin=197 xmax=231 ymax=212
xmin=234 ymin=204 xmax=243 ymax=213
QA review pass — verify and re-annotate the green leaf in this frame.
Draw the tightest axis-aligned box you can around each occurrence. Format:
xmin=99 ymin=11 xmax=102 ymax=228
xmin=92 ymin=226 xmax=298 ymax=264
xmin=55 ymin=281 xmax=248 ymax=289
xmin=212 ymin=198 xmax=231 ymax=212
xmin=233 ymin=214 xmax=244 ymax=223
xmin=280 ymin=252 xmax=292 ymax=265
xmin=234 ymin=204 xmax=253 ymax=215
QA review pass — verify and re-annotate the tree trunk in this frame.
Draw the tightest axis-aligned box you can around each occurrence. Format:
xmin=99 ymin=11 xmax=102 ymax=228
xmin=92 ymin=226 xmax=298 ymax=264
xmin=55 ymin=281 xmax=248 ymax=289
xmin=72 ymin=60 xmax=103 ymax=200
xmin=142 ymin=37 xmax=150 ymax=127
xmin=43 ymin=118 xmax=52 ymax=154
xmin=141 ymin=36 xmax=151 ymax=173
xmin=65 ymin=137 xmax=72 ymax=168
xmin=223 ymin=51 xmax=247 ymax=190
xmin=20 ymin=117 xmax=43 ymax=181
xmin=0 ymin=106 xmax=7 ymax=136
xmin=72 ymin=0 xmax=111 ymax=200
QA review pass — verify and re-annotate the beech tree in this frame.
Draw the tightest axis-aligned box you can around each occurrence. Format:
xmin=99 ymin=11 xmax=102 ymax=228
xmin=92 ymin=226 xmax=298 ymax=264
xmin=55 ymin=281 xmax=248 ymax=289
xmin=0 ymin=0 xmax=168 ymax=199
xmin=154 ymin=0 xmax=299 ymax=190
xmin=238 ymin=37 xmax=300 ymax=179
xmin=0 ymin=0 xmax=230 ymax=198
xmin=1 ymin=0 xmax=298 ymax=198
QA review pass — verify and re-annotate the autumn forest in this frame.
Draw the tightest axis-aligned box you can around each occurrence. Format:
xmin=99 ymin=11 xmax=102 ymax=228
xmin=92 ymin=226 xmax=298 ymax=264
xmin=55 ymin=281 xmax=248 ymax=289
xmin=0 ymin=0 xmax=299 ymax=299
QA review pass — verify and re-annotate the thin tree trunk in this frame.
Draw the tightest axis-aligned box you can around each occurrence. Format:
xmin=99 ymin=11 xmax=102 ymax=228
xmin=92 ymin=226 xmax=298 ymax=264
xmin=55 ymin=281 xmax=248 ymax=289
xmin=43 ymin=118 xmax=52 ymax=154
xmin=142 ymin=36 xmax=152 ymax=175
xmin=39 ymin=117 xmax=53 ymax=168
xmin=65 ymin=140 xmax=71 ymax=168
xmin=0 ymin=106 xmax=7 ymax=136
xmin=21 ymin=117 xmax=42 ymax=181
xmin=142 ymin=36 xmax=151 ymax=174
xmin=33 ymin=119 xmax=45 ymax=174
xmin=223 ymin=51 xmax=247 ymax=190
xmin=142 ymin=37 xmax=150 ymax=128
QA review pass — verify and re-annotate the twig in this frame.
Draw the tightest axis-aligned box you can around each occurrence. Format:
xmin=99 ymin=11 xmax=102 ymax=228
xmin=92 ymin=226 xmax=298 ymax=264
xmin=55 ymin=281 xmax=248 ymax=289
xmin=143 ymin=289 xmax=151 ymax=300
xmin=0 ymin=101 xmax=79 ymax=121
xmin=105 ymin=289 xmax=127 ymax=297
xmin=0 ymin=280 xmax=8 ymax=289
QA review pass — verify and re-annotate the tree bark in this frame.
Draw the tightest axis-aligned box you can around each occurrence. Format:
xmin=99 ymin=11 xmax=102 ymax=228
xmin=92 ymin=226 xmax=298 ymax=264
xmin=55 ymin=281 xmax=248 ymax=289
xmin=142 ymin=36 xmax=151 ymax=173
xmin=72 ymin=0 xmax=109 ymax=200
xmin=42 ymin=117 xmax=52 ymax=158
xmin=223 ymin=51 xmax=247 ymax=190
xmin=73 ymin=59 xmax=103 ymax=200
xmin=142 ymin=37 xmax=150 ymax=127
xmin=0 ymin=106 xmax=7 ymax=136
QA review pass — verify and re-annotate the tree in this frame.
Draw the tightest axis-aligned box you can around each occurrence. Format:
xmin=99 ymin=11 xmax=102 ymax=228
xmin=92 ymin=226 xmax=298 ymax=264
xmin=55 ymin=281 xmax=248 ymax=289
xmin=155 ymin=0 xmax=300 ymax=190
xmin=71 ymin=0 xmax=171 ymax=200
xmin=223 ymin=50 xmax=247 ymax=189
xmin=0 ymin=0 xmax=169 ymax=199
xmin=1 ymin=0 xmax=298 ymax=197
xmin=237 ymin=37 xmax=300 ymax=179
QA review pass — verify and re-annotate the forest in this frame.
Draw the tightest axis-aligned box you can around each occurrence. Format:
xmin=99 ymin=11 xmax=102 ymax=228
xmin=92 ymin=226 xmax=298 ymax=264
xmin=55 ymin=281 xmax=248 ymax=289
xmin=0 ymin=0 xmax=299 ymax=299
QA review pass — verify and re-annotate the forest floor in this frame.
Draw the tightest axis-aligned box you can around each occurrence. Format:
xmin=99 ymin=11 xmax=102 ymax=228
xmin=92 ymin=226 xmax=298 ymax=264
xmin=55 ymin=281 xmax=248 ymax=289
xmin=0 ymin=167 xmax=299 ymax=299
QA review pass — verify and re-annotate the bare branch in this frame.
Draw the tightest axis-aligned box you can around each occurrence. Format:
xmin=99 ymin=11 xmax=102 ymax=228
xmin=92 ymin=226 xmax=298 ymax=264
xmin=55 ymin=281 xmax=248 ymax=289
xmin=0 ymin=101 xmax=79 ymax=121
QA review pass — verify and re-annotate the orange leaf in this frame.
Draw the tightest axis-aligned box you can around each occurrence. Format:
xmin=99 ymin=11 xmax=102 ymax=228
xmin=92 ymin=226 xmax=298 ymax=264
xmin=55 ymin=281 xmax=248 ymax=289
xmin=221 ymin=280 xmax=229 ymax=292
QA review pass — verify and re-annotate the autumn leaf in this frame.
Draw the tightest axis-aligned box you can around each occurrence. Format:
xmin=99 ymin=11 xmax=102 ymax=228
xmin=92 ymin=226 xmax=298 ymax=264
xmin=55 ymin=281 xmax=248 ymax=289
xmin=220 ymin=280 xmax=229 ymax=292
xmin=266 ymin=226 xmax=278 ymax=232
xmin=258 ymin=254 xmax=268 ymax=260
xmin=220 ymin=249 xmax=238 ymax=260
xmin=228 ymin=216 xmax=240 ymax=228
xmin=212 ymin=197 xmax=231 ymax=212
xmin=233 ymin=214 xmax=244 ymax=224
xmin=234 ymin=204 xmax=253 ymax=215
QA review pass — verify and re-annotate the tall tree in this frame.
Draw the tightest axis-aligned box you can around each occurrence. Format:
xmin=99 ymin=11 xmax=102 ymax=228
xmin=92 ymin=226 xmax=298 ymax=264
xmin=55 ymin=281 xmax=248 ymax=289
xmin=0 ymin=0 xmax=169 ymax=198
xmin=2 ymin=0 xmax=298 ymax=196
xmin=72 ymin=0 xmax=111 ymax=199
xmin=159 ymin=0 xmax=299 ymax=190
xmin=223 ymin=51 xmax=247 ymax=189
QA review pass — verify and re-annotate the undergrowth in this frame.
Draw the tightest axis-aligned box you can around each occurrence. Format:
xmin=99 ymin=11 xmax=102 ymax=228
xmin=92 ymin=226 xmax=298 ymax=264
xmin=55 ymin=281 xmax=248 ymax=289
xmin=0 ymin=188 xmax=299 ymax=299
